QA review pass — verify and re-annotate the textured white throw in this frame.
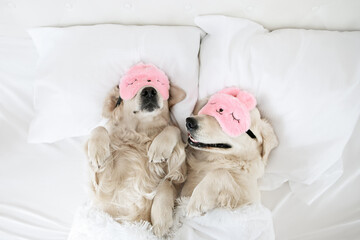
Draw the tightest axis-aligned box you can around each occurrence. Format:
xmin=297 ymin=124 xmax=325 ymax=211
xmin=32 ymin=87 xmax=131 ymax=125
xmin=68 ymin=198 xmax=274 ymax=240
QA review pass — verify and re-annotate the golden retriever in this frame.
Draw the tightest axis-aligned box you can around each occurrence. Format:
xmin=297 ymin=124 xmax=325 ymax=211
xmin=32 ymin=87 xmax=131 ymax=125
xmin=181 ymin=99 xmax=278 ymax=217
xmin=85 ymin=84 xmax=187 ymax=236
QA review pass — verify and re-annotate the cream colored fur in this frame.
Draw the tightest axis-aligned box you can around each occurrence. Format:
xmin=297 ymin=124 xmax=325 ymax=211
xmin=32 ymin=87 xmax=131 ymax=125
xmin=85 ymin=85 xmax=187 ymax=237
xmin=182 ymin=102 xmax=278 ymax=217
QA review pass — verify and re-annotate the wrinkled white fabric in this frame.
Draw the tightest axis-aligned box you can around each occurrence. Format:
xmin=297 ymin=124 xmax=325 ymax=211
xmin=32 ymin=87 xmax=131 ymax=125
xmin=68 ymin=203 xmax=157 ymax=240
xmin=172 ymin=198 xmax=274 ymax=240
xmin=68 ymin=200 xmax=274 ymax=240
xmin=28 ymin=25 xmax=202 ymax=143
xmin=1 ymin=29 xmax=360 ymax=240
xmin=0 ymin=36 xmax=86 ymax=240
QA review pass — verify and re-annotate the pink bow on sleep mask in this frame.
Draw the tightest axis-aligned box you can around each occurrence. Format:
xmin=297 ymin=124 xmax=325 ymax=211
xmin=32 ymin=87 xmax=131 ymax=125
xmin=119 ymin=63 xmax=170 ymax=100
xmin=198 ymin=88 xmax=257 ymax=137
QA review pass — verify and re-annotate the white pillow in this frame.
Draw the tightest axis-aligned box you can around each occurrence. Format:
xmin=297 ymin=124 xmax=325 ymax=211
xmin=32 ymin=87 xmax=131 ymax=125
xmin=28 ymin=24 xmax=202 ymax=143
xmin=196 ymin=15 xmax=360 ymax=204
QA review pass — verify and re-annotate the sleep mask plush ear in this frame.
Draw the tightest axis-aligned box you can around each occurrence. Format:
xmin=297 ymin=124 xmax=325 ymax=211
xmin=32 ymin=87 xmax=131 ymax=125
xmin=119 ymin=63 xmax=170 ymax=100
xmin=198 ymin=87 xmax=257 ymax=138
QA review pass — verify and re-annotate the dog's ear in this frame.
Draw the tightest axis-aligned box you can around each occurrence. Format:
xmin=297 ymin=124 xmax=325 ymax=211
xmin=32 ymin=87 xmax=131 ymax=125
xmin=192 ymin=97 xmax=209 ymax=115
xmin=102 ymin=85 xmax=122 ymax=118
xmin=259 ymin=119 xmax=278 ymax=164
xmin=168 ymin=84 xmax=186 ymax=108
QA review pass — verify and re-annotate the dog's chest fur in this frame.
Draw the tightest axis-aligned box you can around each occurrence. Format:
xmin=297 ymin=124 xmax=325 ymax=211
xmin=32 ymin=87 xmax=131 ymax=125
xmin=188 ymin=149 xmax=257 ymax=174
xmin=182 ymin=148 xmax=264 ymax=197
xmin=96 ymin=127 xmax=167 ymax=223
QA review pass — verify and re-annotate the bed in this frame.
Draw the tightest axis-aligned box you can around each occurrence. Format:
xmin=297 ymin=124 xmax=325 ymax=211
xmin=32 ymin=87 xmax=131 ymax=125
xmin=1 ymin=1 xmax=359 ymax=239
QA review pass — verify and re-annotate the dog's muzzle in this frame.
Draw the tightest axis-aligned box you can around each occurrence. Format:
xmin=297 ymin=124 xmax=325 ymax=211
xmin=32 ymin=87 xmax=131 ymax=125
xmin=140 ymin=87 xmax=159 ymax=112
xmin=186 ymin=117 xmax=232 ymax=149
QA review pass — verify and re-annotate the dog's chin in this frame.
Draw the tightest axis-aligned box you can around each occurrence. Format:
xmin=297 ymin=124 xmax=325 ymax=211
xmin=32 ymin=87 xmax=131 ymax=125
xmin=187 ymin=133 xmax=232 ymax=150
xmin=140 ymin=103 xmax=160 ymax=113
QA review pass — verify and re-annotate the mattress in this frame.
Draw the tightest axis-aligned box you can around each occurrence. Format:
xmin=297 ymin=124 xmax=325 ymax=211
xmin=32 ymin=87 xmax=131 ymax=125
xmin=0 ymin=34 xmax=359 ymax=240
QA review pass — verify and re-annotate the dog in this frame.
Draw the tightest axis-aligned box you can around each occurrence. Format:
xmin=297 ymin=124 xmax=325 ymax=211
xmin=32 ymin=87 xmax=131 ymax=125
xmin=181 ymin=95 xmax=278 ymax=217
xmin=85 ymin=65 xmax=187 ymax=236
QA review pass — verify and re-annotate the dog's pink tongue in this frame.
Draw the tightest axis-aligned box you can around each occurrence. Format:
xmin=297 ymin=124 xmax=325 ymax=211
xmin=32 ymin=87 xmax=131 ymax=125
xmin=188 ymin=134 xmax=198 ymax=143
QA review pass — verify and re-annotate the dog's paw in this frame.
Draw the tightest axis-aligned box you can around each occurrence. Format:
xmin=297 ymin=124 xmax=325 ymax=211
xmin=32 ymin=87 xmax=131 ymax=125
xmin=148 ymin=126 xmax=180 ymax=164
xmin=87 ymin=136 xmax=111 ymax=172
xmin=186 ymin=204 xmax=203 ymax=218
xmin=151 ymin=204 xmax=173 ymax=237
xmin=217 ymin=190 xmax=238 ymax=209
xmin=152 ymin=215 xmax=173 ymax=237
xmin=148 ymin=136 xmax=176 ymax=164
xmin=186 ymin=195 xmax=212 ymax=218
xmin=186 ymin=187 xmax=218 ymax=218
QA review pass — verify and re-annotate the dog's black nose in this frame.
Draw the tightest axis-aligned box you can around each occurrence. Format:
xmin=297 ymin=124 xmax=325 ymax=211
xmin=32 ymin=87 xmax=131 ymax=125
xmin=141 ymin=87 xmax=157 ymax=98
xmin=186 ymin=117 xmax=198 ymax=131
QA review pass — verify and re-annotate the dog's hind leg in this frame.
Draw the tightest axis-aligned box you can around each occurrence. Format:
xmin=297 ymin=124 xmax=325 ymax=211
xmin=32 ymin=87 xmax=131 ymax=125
xmin=151 ymin=179 xmax=176 ymax=237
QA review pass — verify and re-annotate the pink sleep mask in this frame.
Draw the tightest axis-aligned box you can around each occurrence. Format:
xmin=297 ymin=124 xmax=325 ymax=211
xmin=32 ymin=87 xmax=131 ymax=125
xmin=198 ymin=87 xmax=257 ymax=137
xmin=119 ymin=63 xmax=170 ymax=100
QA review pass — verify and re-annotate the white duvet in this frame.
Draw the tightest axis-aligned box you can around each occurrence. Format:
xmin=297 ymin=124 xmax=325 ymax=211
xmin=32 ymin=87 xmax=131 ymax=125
xmin=68 ymin=198 xmax=274 ymax=240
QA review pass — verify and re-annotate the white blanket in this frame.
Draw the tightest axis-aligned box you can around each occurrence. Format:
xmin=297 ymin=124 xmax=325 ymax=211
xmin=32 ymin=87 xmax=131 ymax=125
xmin=68 ymin=198 xmax=274 ymax=240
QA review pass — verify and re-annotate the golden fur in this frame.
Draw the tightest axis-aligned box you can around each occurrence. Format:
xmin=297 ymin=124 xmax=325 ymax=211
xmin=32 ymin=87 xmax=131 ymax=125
xmin=181 ymin=99 xmax=278 ymax=217
xmin=85 ymin=84 xmax=187 ymax=236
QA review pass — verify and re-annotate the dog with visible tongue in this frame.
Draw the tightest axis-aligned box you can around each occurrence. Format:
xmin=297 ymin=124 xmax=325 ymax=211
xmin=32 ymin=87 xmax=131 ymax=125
xmin=181 ymin=87 xmax=278 ymax=217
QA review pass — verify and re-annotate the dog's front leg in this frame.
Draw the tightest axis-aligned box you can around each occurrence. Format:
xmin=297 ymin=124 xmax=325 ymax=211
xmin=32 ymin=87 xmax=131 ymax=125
xmin=86 ymin=126 xmax=111 ymax=172
xmin=186 ymin=174 xmax=218 ymax=218
xmin=148 ymin=125 xmax=181 ymax=163
xmin=151 ymin=179 xmax=176 ymax=237
xmin=186 ymin=169 xmax=238 ymax=217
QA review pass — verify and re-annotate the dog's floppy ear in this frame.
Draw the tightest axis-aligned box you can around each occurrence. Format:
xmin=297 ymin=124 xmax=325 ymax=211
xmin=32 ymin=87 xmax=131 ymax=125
xmin=168 ymin=84 xmax=186 ymax=108
xmin=259 ymin=119 xmax=278 ymax=164
xmin=102 ymin=85 xmax=122 ymax=118
xmin=192 ymin=97 xmax=209 ymax=115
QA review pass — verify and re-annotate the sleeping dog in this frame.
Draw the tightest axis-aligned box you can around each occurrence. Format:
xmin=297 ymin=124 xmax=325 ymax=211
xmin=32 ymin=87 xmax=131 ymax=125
xmin=181 ymin=88 xmax=278 ymax=217
xmin=85 ymin=64 xmax=187 ymax=236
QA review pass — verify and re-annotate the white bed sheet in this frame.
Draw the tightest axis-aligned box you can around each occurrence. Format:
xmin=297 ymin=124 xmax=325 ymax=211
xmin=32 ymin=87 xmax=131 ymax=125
xmin=0 ymin=36 xmax=359 ymax=240
xmin=0 ymin=37 xmax=87 ymax=240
